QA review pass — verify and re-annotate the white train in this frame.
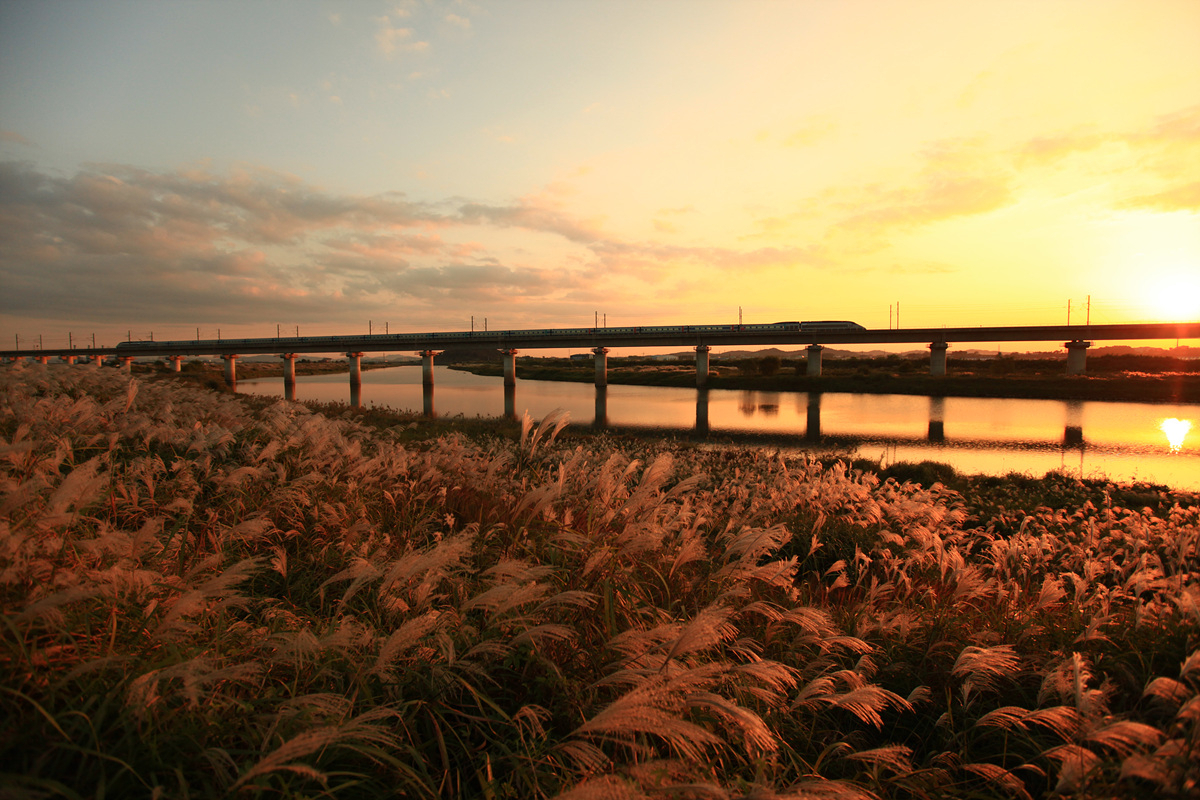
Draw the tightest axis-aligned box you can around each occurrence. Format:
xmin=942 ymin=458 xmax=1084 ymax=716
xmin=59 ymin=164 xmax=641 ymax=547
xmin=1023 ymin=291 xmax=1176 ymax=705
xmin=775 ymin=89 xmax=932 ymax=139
xmin=115 ymin=320 xmax=865 ymax=351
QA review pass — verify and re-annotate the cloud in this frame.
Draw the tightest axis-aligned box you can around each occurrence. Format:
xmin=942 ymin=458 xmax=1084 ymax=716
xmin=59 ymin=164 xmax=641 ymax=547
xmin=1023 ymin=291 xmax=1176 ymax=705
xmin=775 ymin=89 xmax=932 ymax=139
xmin=782 ymin=117 xmax=838 ymax=148
xmin=1119 ymin=181 xmax=1200 ymax=212
xmin=457 ymin=200 xmax=606 ymax=244
xmin=1015 ymin=131 xmax=1107 ymax=165
xmin=1 ymin=130 xmax=35 ymax=147
xmin=0 ymin=161 xmax=576 ymax=326
xmin=374 ymin=18 xmax=429 ymax=58
xmin=444 ymin=13 xmax=470 ymax=29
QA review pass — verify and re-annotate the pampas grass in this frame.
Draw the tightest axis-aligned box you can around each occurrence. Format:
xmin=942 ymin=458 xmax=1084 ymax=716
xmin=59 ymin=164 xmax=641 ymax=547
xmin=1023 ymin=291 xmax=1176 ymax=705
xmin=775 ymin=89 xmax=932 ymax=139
xmin=2 ymin=363 xmax=1198 ymax=798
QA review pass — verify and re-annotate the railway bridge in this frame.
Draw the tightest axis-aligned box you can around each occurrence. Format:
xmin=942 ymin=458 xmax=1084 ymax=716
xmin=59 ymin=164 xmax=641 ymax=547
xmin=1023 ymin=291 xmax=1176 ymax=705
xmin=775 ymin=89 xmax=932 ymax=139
xmin=3 ymin=321 xmax=1198 ymax=390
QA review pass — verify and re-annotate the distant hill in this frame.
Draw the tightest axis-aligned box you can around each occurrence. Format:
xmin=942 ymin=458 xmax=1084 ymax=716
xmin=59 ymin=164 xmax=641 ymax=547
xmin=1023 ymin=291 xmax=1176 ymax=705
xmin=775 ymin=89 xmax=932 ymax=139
xmin=703 ymin=344 xmax=1200 ymax=361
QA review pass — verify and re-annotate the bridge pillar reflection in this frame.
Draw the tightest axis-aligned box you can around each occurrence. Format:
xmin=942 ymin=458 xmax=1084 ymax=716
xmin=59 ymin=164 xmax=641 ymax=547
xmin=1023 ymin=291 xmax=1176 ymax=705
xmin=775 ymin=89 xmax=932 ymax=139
xmin=928 ymin=396 xmax=945 ymax=442
xmin=696 ymin=389 xmax=710 ymax=435
xmin=806 ymin=344 xmax=824 ymax=377
xmin=420 ymin=350 xmax=440 ymax=386
xmin=805 ymin=392 xmax=822 ymax=441
xmin=1065 ymin=340 xmax=1091 ymax=375
xmin=422 ymin=383 xmax=435 ymax=417
xmin=503 ymin=382 xmax=516 ymax=419
xmin=929 ymin=342 xmax=949 ymax=376
xmin=221 ymin=354 xmax=237 ymax=385
xmin=1063 ymin=400 xmax=1084 ymax=447
xmin=593 ymin=347 xmax=609 ymax=387
xmin=501 ymin=349 xmax=518 ymax=388
xmin=696 ymin=345 xmax=711 ymax=389
xmin=594 ymin=386 xmax=608 ymax=428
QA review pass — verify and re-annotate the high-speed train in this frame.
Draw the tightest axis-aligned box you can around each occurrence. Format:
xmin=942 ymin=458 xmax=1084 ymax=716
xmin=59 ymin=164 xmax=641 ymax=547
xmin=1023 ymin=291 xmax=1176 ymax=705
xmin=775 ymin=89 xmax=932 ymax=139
xmin=115 ymin=320 xmax=866 ymax=351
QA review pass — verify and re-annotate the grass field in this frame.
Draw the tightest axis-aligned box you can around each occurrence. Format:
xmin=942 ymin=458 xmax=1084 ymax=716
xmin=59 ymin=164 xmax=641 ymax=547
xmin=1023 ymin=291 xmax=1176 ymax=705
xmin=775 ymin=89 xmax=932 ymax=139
xmin=2 ymin=363 xmax=1198 ymax=798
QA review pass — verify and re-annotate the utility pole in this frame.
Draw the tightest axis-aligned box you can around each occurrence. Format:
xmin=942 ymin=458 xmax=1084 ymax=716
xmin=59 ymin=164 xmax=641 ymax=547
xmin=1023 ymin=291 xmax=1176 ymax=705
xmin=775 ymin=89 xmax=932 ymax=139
xmin=369 ymin=320 xmax=372 ymax=335
xmin=277 ymin=324 xmax=280 ymax=339
xmin=1067 ymin=299 xmax=1071 ymax=326
xmin=69 ymin=332 xmax=73 ymax=349
xmin=471 ymin=316 xmax=475 ymax=332
xmin=1086 ymin=295 xmax=1091 ymax=326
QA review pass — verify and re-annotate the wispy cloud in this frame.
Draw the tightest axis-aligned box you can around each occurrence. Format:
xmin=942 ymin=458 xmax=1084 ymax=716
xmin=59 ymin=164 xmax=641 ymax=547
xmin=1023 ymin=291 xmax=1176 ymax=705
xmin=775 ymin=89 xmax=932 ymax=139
xmin=375 ymin=17 xmax=429 ymax=59
xmin=1119 ymin=182 xmax=1200 ymax=212
xmin=1 ymin=130 xmax=36 ymax=147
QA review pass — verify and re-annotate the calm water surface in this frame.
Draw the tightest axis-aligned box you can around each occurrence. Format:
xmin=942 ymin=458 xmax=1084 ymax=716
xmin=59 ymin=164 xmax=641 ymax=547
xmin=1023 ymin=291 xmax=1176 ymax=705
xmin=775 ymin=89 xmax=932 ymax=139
xmin=239 ymin=366 xmax=1200 ymax=490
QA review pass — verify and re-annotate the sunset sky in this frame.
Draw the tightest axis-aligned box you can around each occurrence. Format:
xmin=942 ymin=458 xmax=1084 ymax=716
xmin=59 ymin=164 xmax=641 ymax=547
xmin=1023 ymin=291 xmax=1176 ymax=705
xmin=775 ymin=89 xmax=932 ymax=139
xmin=2 ymin=0 xmax=1198 ymax=351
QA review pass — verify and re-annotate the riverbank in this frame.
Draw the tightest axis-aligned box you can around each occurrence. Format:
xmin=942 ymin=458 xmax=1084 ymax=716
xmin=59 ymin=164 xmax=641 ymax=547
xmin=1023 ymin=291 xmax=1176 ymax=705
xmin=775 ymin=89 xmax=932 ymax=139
xmin=4 ymin=364 xmax=1198 ymax=798
xmin=453 ymin=356 xmax=1200 ymax=403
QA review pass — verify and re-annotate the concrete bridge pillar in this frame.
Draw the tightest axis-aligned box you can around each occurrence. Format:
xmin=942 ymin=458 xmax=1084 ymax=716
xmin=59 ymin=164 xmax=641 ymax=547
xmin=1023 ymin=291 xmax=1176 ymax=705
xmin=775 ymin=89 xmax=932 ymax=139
xmin=347 ymin=352 xmax=364 ymax=386
xmin=281 ymin=353 xmax=297 ymax=385
xmin=501 ymin=349 xmax=518 ymax=387
xmin=36 ymin=355 xmax=48 ymax=365
xmin=120 ymin=357 xmax=134 ymax=374
xmin=61 ymin=355 xmax=77 ymax=365
xmin=168 ymin=355 xmax=183 ymax=372
xmin=695 ymin=345 xmax=711 ymax=389
xmin=928 ymin=396 xmax=945 ymax=442
xmin=221 ymin=354 xmax=237 ymax=385
xmin=420 ymin=350 xmax=440 ymax=386
xmin=593 ymin=347 xmax=609 ymax=387
xmin=929 ymin=342 xmax=950 ymax=376
xmin=805 ymin=344 xmax=824 ymax=377
xmin=92 ymin=354 xmax=104 ymax=366
xmin=1065 ymin=340 xmax=1092 ymax=375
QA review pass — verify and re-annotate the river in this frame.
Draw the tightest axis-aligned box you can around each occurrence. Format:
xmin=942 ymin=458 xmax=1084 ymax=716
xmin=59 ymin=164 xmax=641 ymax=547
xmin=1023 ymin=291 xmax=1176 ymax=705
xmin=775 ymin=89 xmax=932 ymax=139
xmin=238 ymin=365 xmax=1200 ymax=491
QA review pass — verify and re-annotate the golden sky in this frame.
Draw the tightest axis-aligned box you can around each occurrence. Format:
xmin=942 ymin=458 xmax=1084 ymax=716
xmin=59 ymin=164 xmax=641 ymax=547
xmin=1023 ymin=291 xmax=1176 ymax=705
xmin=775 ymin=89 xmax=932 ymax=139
xmin=1 ymin=0 xmax=1197 ymax=349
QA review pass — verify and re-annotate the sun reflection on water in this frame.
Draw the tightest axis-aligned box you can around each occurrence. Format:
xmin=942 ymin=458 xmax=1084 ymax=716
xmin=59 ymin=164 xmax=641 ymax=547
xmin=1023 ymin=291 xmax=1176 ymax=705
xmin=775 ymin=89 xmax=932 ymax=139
xmin=1159 ymin=418 xmax=1193 ymax=453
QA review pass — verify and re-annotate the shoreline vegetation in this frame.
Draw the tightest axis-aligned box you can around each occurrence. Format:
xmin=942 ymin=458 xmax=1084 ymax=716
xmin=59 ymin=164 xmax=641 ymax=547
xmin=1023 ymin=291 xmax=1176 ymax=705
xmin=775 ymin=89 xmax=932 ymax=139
xmin=3 ymin=363 xmax=1199 ymax=798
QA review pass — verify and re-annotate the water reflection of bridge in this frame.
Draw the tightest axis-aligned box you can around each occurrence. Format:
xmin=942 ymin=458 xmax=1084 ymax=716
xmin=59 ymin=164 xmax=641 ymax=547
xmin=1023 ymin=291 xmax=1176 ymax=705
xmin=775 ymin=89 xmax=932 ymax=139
xmin=330 ymin=378 xmax=1100 ymax=454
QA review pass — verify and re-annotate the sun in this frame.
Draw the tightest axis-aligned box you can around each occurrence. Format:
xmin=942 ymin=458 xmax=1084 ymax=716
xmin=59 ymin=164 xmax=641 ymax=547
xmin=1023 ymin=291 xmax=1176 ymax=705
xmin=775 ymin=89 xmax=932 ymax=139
xmin=1143 ymin=268 xmax=1200 ymax=322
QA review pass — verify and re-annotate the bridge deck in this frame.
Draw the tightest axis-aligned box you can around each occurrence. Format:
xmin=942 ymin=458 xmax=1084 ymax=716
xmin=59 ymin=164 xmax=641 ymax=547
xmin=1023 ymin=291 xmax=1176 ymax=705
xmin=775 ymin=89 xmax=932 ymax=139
xmin=3 ymin=322 xmax=1197 ymax=359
